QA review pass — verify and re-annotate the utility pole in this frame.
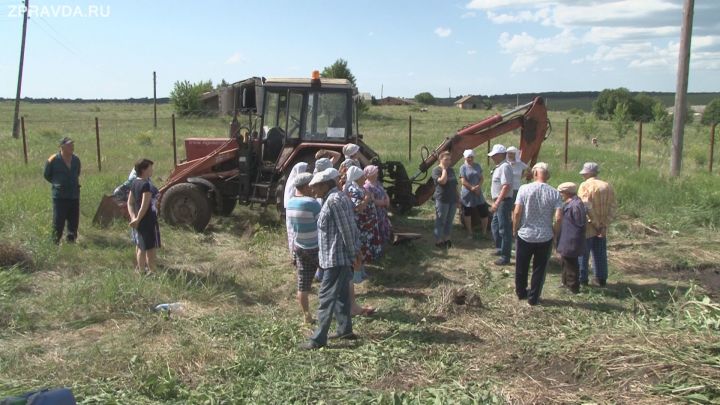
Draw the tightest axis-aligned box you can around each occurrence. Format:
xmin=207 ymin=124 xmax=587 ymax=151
xmin=12 ymin=0 xmax=29 ymax=139
xmin=448 ymin=87 xmax=451 ymax=98
xmin=670 ymin=0 xmax=694 ymax=177
xmin=380 ymin=84 xmax=383 ymax=99
xmin=153 ymin=71 xmax=157 ymax=128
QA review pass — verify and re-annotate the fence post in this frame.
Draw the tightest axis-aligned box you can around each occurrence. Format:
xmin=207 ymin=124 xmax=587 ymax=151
xmin=564 ymin=118 xmax=569 ymax=169
xmin=487 ymin=140 xmax=491 ymax=167
xmin=95 ymin=117 xmax=102 ymax=172
xmin=710 ymin=123 xmax=716 ymax=174
xmin=637 ymin=121 xmax=643 ymax=169
xmin=408 ymin=115 xmax=412 ymax=162
xmin=21 ymin=116 xmax=28 ymax=165
xmin=172 ymin=114 xmax=177 ymax=168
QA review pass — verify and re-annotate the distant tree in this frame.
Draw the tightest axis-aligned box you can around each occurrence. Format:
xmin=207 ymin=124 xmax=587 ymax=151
xmin=370 ymin=96 xmax=378 ymax=106
xmin=321 ymin=59 xmax=356 ymax=86
xmin=593 ymin=88 xmax=631 ymax=120
xmin=170 ymin=79 xmax=214 ymax=117
xmin=629 ymin=93 xmax=661 ymax=122
xmin=217 ymin=79 xmax=230 ymax=89
xmin=414 ymin=92 xmax=436 ymax=105
xmin=701 ymin=98 xmax=720 ymax=125
xmin=612 ymin=102 xmax=633 ymax=138
xmin=650 ymin=102 xmax=673 ymax=143
xmin=577 ymin=115 xmax=599 ymax=140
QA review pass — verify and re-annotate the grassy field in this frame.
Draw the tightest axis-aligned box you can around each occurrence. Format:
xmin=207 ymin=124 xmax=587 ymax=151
xmin=1 ymin=101 xmax=719 ymax=404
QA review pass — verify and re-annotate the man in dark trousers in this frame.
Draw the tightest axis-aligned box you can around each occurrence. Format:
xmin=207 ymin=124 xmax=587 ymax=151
xmin=44 ymin=137 xmax=81 ymax=244
xmin=300 ymin=168 xmax=361 ymax=350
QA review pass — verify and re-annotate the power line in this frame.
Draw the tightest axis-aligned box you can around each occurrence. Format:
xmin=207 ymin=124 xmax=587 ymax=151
xmin=29 ymin=16 xmax=77 ymax=55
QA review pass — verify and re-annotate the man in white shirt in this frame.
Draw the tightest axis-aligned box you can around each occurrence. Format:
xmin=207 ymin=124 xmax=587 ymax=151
xmin=512 ymin=162 xmax=563 ymax=306
xmin=488 ymin=144 xmax=514 ymax=265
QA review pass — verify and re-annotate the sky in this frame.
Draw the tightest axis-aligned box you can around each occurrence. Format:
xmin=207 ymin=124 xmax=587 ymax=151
xmin=0 ymin=0 xmax=719 ymax=99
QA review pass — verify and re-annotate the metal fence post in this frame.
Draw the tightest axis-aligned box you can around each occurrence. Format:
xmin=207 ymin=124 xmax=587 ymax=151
xmin=564 ymin=118 xmax=569 ymax=168
xmin=710 ymin=123 xmax=716 ymax=174
xmin=172 ymin=114 xmax=177 ymax=168
xmin=637 ymin=121 xmax=643 ymax=169
xmin=95 ymin=117 xmax=102 ymax=172
xmin=20 ymin=116 xmax=27 ymax=164
xmin=487 ymin=140 xmax=491 ymax=167
xmin=408 ymin=115 xmax=412 ymax=162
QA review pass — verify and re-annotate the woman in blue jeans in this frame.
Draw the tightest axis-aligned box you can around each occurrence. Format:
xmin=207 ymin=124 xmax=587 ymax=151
xmin=431 ymin=151 xmax=460 ymax=248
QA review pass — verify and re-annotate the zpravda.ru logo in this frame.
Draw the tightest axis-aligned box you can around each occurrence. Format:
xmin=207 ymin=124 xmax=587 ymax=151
xmin=7 ymin=4 xmax=111 ymax=18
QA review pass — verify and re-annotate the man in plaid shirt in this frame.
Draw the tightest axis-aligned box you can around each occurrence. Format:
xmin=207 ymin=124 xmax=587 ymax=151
xmin=300 ymin=168 xmax=361 ymax=350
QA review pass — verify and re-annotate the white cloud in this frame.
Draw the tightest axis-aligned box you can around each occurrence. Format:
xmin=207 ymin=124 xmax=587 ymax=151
xmin=434 ymin=27 xmax=452 ymax=37
xmin=461 ymin=11 xmax=477 ymax=18
xmin=466 ymin=0 xmax=540 ymax=10
xmin=225 ymin=52 xmax=243 ymax=65
xmin=469 ymin=0 xmax=720 ymax=74
xmin=467 ymin=50 xmax=477 ymax=55
xmin=510 ymin=54 xmax=538 ymax=72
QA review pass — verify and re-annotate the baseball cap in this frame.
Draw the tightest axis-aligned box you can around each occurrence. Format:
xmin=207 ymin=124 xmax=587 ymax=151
xmin=579 ymin=162 xmax=599 ymax=175
xmin=487 ymin=144 xmax=506 ymax=156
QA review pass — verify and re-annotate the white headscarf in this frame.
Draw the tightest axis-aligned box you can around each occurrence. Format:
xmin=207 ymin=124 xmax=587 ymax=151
xmin=284 ymin=162 xmax=308 ymax=208
xmin=344 ymin=165 xmax=364 ymax=191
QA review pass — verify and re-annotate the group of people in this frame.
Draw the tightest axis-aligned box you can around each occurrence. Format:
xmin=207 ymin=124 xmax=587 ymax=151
xmin=44 ymin=137 xmax=163 ymax=273
xmin=43 ymin=136 xmax=616 ymax=348
xmin=282 ymin=144 xmax=393 ymax=349
xmin=431 ymin=144 xmax=617 ymax=305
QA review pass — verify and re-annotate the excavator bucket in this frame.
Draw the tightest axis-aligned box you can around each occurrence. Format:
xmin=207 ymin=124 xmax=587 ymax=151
xmin=92 ymin=195 xmax=131 ymax=228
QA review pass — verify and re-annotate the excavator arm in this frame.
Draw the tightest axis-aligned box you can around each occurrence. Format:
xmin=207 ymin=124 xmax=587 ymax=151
xmin=383 ymin=97 xmax=549 ymax=212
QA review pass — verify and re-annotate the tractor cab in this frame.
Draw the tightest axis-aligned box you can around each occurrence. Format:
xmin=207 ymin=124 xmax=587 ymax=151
xmin=234 ymin=73 xmax=357 ymax=169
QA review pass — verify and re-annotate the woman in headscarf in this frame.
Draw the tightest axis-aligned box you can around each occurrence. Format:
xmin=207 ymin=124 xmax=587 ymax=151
xmin=506 ymin=146 xmax=528 ymax=200
xmin=338 ymin=158 xmax=359 ymax=191
xmin=363 ymin=165 xmax=392 ymax=249
xmin=284 ymin=162 xmax=308 ymax=257
xmin=345 ymin=165 xmax=379 ymax=317
xmin=345 ymin=166 xmax=382 ymax=266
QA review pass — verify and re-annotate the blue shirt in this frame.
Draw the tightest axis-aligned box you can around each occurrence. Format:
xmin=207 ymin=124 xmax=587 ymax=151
xmin=317 ymin=187 xmax=361 ymax=268
xmin=286 ymin=196 xmax=321 ymax=249
xmin=459 ymin=162 xmax=486 ymax=207
xmin=515 ymin=182 xmax=562 ymax=243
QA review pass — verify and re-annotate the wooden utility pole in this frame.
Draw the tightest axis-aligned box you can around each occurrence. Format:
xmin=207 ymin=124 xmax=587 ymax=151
xmin=153 ymin=71 xmax=157 ymax=128
xmin=12 ymin=0 xmax=29 ymax=139
xmin=670 ymin=0 xmax=694 ymax=177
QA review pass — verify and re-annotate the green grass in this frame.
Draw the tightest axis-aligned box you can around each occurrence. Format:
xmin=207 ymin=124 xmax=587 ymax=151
xmin=1 ymin=101 xmax=719 ymax=403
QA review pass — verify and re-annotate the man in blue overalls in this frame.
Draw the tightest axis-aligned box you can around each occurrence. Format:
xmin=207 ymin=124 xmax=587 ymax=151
xmin=44 ymin=137 xmax=81 ymax=244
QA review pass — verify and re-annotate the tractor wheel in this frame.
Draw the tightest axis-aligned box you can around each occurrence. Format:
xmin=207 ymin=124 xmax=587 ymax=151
xmin=215 ymin=196 xmax=237 ymax=216
xmin=161 ymin=183 xmax=212 ymax=232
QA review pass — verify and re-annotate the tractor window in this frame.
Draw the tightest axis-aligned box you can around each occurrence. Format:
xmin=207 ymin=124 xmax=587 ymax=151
xmin=262 ymin=91 xmax=287 ymax=139
xmin=287 ymin=91 xmax=303 ymax=140
xmin=303 ymin=92 xmax=348 ymax=141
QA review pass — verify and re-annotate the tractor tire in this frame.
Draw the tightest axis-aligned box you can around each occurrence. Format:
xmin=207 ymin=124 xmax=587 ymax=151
xmin=161 ymin=183 xmax=212 ymax=232
xmin=215 ymin=196 xmax=237 ymax=216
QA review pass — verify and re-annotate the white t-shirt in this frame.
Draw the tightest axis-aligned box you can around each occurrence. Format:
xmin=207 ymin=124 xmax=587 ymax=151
xmin=515 ymin=182 xmax=562 ymax=243
xmin=491 ymin=161 xmax=513 ymax=199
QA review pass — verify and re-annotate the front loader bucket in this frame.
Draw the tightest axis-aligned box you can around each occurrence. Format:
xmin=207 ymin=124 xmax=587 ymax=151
xmin=93 ymin=195 xmax=131 ymax=228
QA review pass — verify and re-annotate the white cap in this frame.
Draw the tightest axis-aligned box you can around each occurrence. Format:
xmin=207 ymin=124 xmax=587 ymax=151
xmin=314 ymin=158 xmax=332 ymax=174
xmin=579 ymin=162 xmax=599 ymax=175
xmin=463 ymin=149 xmax=475 ymax=158
xmin=293 ymin=172 xmax=313 ymax=187
xmin=487 ymin=144 xmax=506 ymax=157
xmin=309 ymin=168 xmax=340 ymax=186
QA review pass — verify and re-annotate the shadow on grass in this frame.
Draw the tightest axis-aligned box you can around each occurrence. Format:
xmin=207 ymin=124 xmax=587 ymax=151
xmin=539 ymin=298 xmax=627 ymax=313
xmin=162 ymin=266 xmax=260 ymax=305
xmin=391 ymin=327 xmax=484 ymax=345
xmin=596 ymin=281 xmax=690 ymax=303
xmin=372 ymin=309 xmax=446 ymax=325
xmin=363 ymin=287 xmax=429 ymax=302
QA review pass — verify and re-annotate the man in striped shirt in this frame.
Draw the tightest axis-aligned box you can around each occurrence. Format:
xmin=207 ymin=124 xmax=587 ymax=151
xmin=286 ymin=172 xmax=322 ymax=324
xmin=300 ymin=168 xmax=361 ymax=350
